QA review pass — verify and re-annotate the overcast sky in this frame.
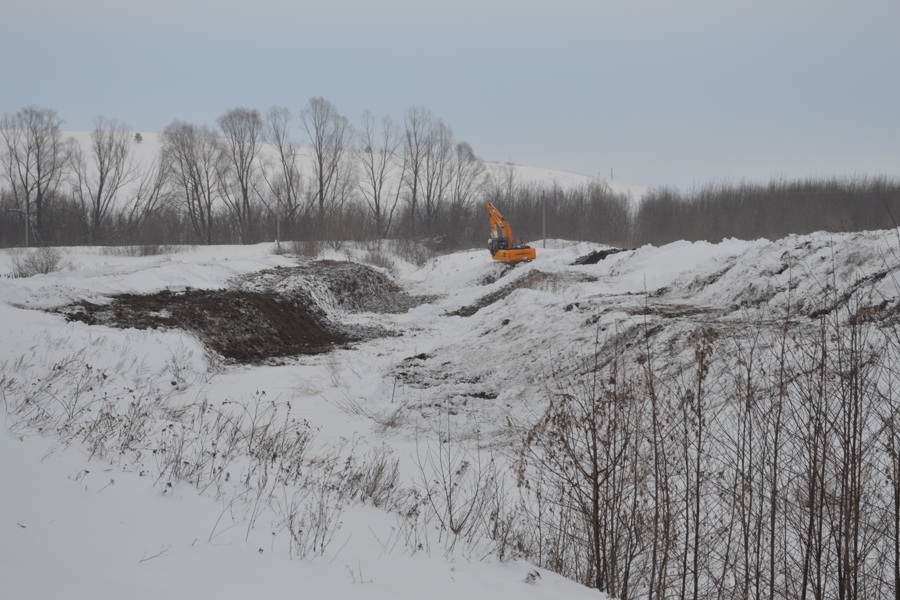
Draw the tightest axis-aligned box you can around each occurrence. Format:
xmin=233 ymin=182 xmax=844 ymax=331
xmin=1 ymin=0 xmax=898 ymax=189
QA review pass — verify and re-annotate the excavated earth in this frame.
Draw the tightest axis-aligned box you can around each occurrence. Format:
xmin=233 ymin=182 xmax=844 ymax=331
xmin=447 ymin=269 xmax=599 ymax=317
xmin=60 ymin=260 xmax=432 ymax=364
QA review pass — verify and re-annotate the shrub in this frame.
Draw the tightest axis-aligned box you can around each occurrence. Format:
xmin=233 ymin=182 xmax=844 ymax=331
xmin=363 ymin=250 xmax=396 ymax=273
xmin=8 ymin=246 xmax=71 ymax=277
xmin=269 ymin=240 xmax=290 ymax=256
xmin=292 ymin=239 xmax=321 ymax=258
xmin=100 ymin=244 xmax=190 ymax=257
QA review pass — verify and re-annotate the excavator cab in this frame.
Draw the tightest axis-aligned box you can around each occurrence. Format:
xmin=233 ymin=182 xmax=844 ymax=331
xmin=487 ymin=236 xmax=509 ymax=257
xmin=486 ymin=202 xmax=536 ymax=263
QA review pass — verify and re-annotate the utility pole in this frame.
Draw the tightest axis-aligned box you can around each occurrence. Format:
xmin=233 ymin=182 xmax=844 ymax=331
xmin=542 ymin=190 xmax=546 ymax=249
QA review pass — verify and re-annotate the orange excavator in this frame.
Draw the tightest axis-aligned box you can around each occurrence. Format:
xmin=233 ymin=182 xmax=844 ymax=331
xmin=486 ymin=202 xmax=536 ymax=263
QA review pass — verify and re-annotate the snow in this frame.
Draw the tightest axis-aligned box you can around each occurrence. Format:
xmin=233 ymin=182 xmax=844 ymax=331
xmin=1 ymin=429 xmax=586 ymax=600
xmin=482 ymin=161 xmax=647 ymax=201
xmin=4 ymin=227 xmax=900 ymax=599
xmin=62 ymin=130 xmax=647 ymax=207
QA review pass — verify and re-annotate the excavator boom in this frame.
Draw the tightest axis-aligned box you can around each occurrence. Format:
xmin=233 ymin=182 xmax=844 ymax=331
xmin=486 ymin=202 xmax=536 ymax=263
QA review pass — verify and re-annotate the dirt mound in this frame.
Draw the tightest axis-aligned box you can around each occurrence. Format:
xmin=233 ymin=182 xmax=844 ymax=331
xmin=478 ymin=262 xmax=520 ymax=286
xmin=62 ymin=288 xmax=366 ymax=362
xmin=58 ymin=260 xmax=431 ymax=363
xmin=572 ymin=248 xmax=631 ymax=265
xmin=234 ymin=260 xmax=431 ymax=314
xmin=448 ymin=270 xmax=598 ymax=317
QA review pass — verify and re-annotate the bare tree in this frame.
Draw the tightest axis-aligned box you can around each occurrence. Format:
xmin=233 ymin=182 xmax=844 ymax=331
xmin=217 ymin=107 xmax=263 ymax=244
xmin=420 ymin=118 xmax=454 ymax=234
xmin=444 ymin=141 xmax=486 ymax=244
xmin=161 ymin=120 xmax=224 ymax=245
xmin=119 ymin=149 xmax=169 ymax=241
xmin=299 ymin=97 xmax=353 ymax=239
xmin=401 ymin=106 xmax=431 ymax=238
xmin=0 ymin=106 xmax=73 ymax=245
xmin=450 ymin=142 xmax=485 ymax=206
xmin=71 ymin=117 xmax=138 ymax=244
xmin=517 ymin=332 xmax=649 ymax=595
xmin=262 ymin=106 xmax=306 ymax=241
xmin=356 ymin=111 xmax=403 ymax=238
xmin=674 ymin=331 xmax=714 ymax=600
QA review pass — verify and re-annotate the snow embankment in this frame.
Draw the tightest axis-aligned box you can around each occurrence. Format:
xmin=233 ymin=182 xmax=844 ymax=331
xmin=4 ymin=228 xmax=900 ymax=599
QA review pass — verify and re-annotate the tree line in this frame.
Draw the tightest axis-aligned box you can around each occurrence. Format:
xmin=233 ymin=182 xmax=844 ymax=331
xmin=633 ymin=177 xmax=900 ymax=246
xmin=2 ymin=102 xmax=899 ymax=250
xmin=0 ymin=101 xmax=490 ymax=249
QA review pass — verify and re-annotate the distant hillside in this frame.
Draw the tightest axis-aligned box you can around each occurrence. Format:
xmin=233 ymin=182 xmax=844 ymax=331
xmin=64 ymin=130 xmax=646 ymax=201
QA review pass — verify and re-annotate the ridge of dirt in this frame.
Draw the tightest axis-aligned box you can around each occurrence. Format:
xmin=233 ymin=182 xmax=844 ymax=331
xmin=572 ymin=248 xmax=631 ymax=265
xmin=447 ymin=270 xmax=598 ymax=317
xmin=234 ymin=260 xmax=434 ymax=314
xmin=61 ymin=288 xmax=371 ymax=362
xmin=57 ymin=260 xmax=426 ymax=364
xmin=478 ymin=262 xmax=520 ymax=286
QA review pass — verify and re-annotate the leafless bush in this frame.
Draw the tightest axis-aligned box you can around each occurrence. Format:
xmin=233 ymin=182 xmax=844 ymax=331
xmin=343 ymin=445 xmax=403 ymax=510
xmin=333 ymin=391 xmax=408 ymax=432
xmin=0 ymin=348 xmax=353 ymax=559
xmin=411 ymin=411 xmax=508 ymax=555
xmin=7 ymin=246 xmax=71 ymax=277
xmin=269 ymin=240 xmax=290 ymax=256
xmin=101 ymin=244 xmax=191 ymax=257
xmin=506 ymin=286 xmax=900 ymax=598
xmin=389 ymin=238 xmax=435 ymax=266
xmin=363 ymin=249 xmax=396 ymax=274
xmin=515 ymin=329 xmax=651 ymax=594
xmin=292 ymin=239 xmax=320 ymax=258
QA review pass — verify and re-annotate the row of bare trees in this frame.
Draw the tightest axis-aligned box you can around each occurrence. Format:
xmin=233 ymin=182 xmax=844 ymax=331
xmin=0 ymin=107 xmax=168 ymax=247
xmin=514 ymin=287 xmax=900 ymax=599
xmin=0 ymin=100 xmax=494 ymax=248
xmin=3 ymin=103 xmax=899 ymax=250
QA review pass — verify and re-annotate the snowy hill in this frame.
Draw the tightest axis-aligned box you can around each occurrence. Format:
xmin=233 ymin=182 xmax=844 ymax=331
xmin=63 ymin=130 xmax=647 ymax=204
xmin=4 ymin=227 xmax=900 ymax=598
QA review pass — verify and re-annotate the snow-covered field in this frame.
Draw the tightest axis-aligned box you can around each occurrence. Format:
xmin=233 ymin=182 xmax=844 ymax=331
xmin=4 ymin=228 xmax=900 ymax=599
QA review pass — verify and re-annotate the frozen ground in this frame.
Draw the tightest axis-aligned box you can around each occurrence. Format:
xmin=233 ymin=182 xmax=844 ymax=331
xmin=3 ymin=228 xmax=900 ymax=599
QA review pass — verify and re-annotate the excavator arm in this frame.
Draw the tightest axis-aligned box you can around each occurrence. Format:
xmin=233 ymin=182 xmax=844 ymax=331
xmin=486 ymin=202 xmax=536 ymax=263
xmin=487 ymin=202 xmax=514 ymax=243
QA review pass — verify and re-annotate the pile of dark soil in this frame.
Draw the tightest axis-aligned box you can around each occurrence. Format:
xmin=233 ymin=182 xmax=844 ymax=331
xmin=63 ymin=288 xmax=360 ymax=362
xmin=572 ymin=248 xmax=631 ymax=265
xmin=59 ymin=260 xmax=430 ymax=364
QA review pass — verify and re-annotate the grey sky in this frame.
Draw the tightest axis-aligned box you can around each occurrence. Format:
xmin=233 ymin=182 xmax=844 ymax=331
xmin=2 ymin=0 xmax=898 ymax=188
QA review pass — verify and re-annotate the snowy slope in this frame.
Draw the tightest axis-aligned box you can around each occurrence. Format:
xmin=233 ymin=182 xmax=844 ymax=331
xmin=62 ymin=130 xmax=647 ymax=204
xmin=3 ymin=228 xmax=900 ymax=599
xmin=483 ymin=161 xmax=646 ymax=201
